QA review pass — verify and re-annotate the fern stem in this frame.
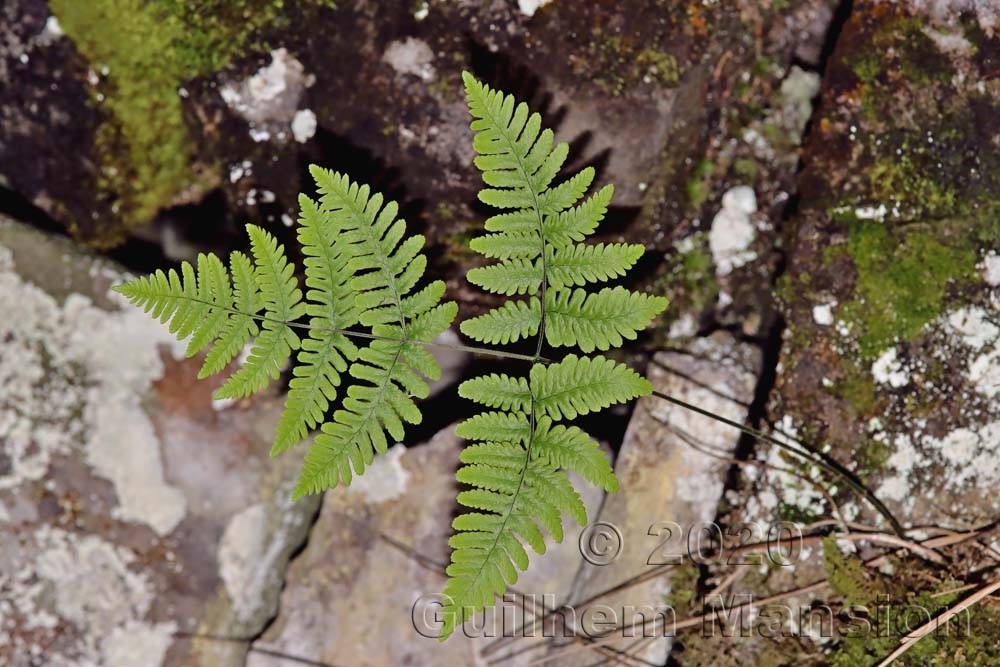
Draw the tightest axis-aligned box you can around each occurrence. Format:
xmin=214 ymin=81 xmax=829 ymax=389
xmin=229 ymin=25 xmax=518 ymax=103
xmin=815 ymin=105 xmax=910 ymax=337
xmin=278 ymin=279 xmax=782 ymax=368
xmin=134 ymin=289 xmax=542 ymax=364
xmin=650 ymin=390 xmax=905 ymax=537
xmin=473 ymin=93 xmax=549 ymax=358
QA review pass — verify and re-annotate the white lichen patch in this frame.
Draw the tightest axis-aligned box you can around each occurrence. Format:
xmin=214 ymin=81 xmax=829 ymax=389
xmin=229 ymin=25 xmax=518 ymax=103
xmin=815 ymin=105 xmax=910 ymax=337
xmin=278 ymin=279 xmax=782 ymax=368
xmin=812 ymin=302 xmax=835 ymax=326
xmin=518 ymin=0 xmax=554 ymax=16
xmin=382 ymin=38 xmax=436 ymax=81
xmin=871 ymin=347 xmax=909 ymax=388
xmin=779 ymin=66 xmax=821 ymax=139
xmin=854 ymin=203 xmax=888 ymax=221
xmin=943 ymin=306 xmax=1000 ymax=399
xmin=101 ymin=620 xmax=176 ymax=667
xmin=217 ymin=490 xmax=311 ymax=626
xmin=947 ymin=306 xmax=999 ymax=349
xmin=879 ymin=421 xmax=1000 ymax=511
xmin=709 ymin=186 xmax=758 ymax=277
xmin=218 ymin=503 xmax=269 ymax=623
xmin=761 ymin=417 xmax=827 ymax=517
xmin=0 ymin=243 xmax=186 ymax=535
xmin=908 ymin=0 xmax=999 ymax=35
xmin=0 ymin=526 xmax=171 ymax=666
xmin=220 ymin=48 xmax=314 ymax=144
xmin=291 ymin=108 xmax=317 ymax=143
xmin=348 ymin=443 xmax=410 ymax=503
xmin=983 ymin=253 xmax=1000 ymax=286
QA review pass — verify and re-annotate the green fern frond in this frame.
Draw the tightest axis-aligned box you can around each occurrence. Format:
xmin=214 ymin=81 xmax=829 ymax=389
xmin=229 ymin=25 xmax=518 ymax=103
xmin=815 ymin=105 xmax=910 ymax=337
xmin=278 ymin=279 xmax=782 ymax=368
xmin=441 ymin=435 xmax=589 ymax=638
xmin=215 ymin=225 xmax=306 ymax=400
xmin=272 ymin=195 xmax=360 ymax=455
xmin=532 ymin=417 xmax=618 ymax=492
xmin=115 ymin=72 xmax=667 ymax=642
xmin=292 ymin=168 xmax=456 ymax=498
xmin=546 ymin=286 xmax=669 ymax=353
xmin=547 ymin=243 xmax=645 ymax=288
xmin=459 ymin=355 xmax=649 ymax=420
xmin=117 ymin=165 xmax=455 ymax=499
xmin=112 ymin=225 xmax=304 ymax=402
xmin=460 ymin=299 xmax=540 ymax=345
xmin=440 ymin=73 xmax=668 ymax=639
xmin=199 ymin=251 xmax=260 ymax=379
xmin=466 ymin=242 xmax=644 ymax=296
xmin=543 ymin=184 xmax=614 ymax=245
xmin=530 ymin=354 xmax=651 ymax=420
xmin=460 ymin=286 xmax=666 ymax=352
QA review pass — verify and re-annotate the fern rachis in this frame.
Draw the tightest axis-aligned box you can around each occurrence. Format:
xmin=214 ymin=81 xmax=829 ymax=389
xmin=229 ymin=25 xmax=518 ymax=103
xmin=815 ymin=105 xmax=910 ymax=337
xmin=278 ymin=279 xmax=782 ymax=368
xmin=114 ymin=71 xmax=667 ymax=640
xmin=438 ymin=73 xmax=667 ymax=638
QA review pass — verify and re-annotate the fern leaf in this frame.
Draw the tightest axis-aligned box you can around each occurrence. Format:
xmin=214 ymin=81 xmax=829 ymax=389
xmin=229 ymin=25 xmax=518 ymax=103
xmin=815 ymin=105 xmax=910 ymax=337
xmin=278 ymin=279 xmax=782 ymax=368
xmin=215 ymin=225 xmax=305 ymax=400
xmin=533 ymin=418 xmax=618 ymax=492
xmin=186 ymin=253 xmax=232 ymax=356
xmin=444 ymin=74 xmax=669 ymax=639
xmin=530 ymin=354 xmax=652 ymax=420
xmin=455 ymin=411 xmax=531 ymax=443
xmin=460 ymin=298 xmax=541 ymax=345
xmin=114 ymin=247 xmax=267 ymax=382
xmin=458 ymin=374 xmax=531 ymax=412
xmin=547 ymin=243 xmax=645 ymax=289
xmin=293 ymin=169 xmax=456 ymax=496
xmin=546 ymin=286 xmax=668 ymax=353
xmin=537 ymin=167 xmax=593 ymax=216
xmin=442 ymin=444 xmax=587 ymax=638
xmin=467 ymin=259 xmax=540 ymax=296
xmin=543 ymin=184 xmax=614 ymax=246
xmin=199 ymin=251 xmax=260 ymax=378
xmin=272 ymin=195 xmax=363 ymax=454
xmin=470 ymin=231 xmax=540 ymax=259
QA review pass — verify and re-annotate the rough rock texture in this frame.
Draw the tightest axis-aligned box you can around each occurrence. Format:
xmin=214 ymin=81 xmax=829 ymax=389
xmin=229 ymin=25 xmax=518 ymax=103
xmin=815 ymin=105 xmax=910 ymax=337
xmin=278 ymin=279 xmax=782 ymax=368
xmin=674 ymin=2 xmax=1000 ymax=665
xmin=0 ymin=218 xmax=320 ymax=667
xmin=773 ymin=0 xmax=1000 ymax=530
xmin=247 ymin=426 xmax=605 ymax=667
xmin=536 ymin=333 xmax=760 ymax=665
xmin=1 ymin=0 xmax=830 ymax=306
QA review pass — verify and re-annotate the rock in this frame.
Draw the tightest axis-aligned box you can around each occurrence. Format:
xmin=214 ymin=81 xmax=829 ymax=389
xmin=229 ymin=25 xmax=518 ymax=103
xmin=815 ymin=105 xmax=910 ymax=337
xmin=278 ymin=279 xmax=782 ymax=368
xmin=543 ymin=333 xmax=760 ymax=665
xmin=248 ymin=425 xmax=606 ymax=666
xmin=774 ymin=0 xmax=1000 ymax=529
xmin=0 ymin=217 xmax=320 ymax=667
xmin=1 ymin=0 xmax=833 ymax=304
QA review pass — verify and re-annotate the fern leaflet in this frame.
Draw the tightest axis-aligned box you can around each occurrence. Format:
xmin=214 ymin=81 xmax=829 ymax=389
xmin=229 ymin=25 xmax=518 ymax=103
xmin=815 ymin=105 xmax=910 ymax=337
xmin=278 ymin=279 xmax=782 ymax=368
xmin=292 ymin=167 xmax=457 ymax=499
xmin=115 ymin=170 xmax=455 ymax=498
xmin=440 ymin=73 xmax=667 ymax=638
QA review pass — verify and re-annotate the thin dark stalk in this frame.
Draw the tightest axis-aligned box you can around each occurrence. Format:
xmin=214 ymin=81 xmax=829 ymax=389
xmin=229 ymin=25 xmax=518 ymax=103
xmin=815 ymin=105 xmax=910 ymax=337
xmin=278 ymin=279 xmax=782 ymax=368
xmin=651 ymin=390 xmax=905 ymax=537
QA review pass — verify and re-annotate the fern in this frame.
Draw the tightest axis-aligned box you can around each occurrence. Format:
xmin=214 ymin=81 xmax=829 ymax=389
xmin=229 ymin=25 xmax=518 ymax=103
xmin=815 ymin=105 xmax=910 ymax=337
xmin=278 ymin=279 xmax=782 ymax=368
xmin=114 ymin=71 xmax=667 ymax=640
xmin=439 ymin=73 xmax=667 ymax=638
xmin=115 ymin=170 xmax=456 ymax=497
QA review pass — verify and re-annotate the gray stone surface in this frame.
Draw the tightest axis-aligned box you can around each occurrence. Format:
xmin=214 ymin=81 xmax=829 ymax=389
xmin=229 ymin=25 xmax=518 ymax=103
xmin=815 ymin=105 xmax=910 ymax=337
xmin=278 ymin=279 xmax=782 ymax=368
xmin=0 ymin=218 xmax=320 ymax=667
xmin=544 ymin=333 xmax=761 ymax=665
xmin=247 ymin=426 xmax=606 ymax=667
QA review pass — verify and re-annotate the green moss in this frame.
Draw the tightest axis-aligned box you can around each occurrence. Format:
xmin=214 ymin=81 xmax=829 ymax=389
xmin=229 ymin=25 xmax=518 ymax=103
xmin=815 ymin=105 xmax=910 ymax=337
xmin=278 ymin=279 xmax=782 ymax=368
xmin=840 ymin=218 xmax=976 ymax=359
xmin=833 ymin=363 xmax=878 ymax=415
xmin=849 ymin=16 xmax=953 ymax=86
xmin=574 ymin=26 xmax=684 ymax=97
xmin=854 ymin=437 xmax=892 ymax=482
xmin=867 ymin=156 xmax=960 ymax=220
xmin=733 ymin=158 xmax=758 ymax=183
xmin=51 ymin=0 xmax=333 ymax=244
xmin=649 ymin=232 xmax=716 ymax=340
xmin=685 ymin=159 xmax=714 ymax=210
xmin=824 ymin=537 xmax=1000 ymax=666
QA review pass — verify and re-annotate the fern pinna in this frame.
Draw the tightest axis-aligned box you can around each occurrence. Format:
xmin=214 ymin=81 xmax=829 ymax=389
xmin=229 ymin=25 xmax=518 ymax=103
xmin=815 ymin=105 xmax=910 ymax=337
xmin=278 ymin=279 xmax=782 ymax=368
xmin=116 ymin=169 xmax=458 ymax=499
xmin=439 ymin=73 xmax=667 ymax=637
xmin=113 ymin=72 xmax=667 ymax=640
